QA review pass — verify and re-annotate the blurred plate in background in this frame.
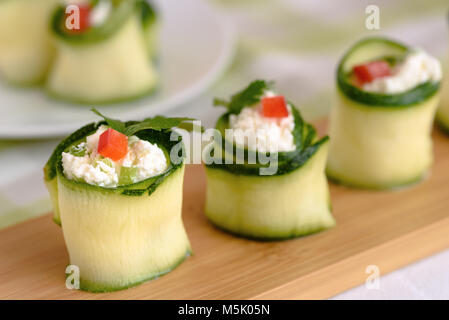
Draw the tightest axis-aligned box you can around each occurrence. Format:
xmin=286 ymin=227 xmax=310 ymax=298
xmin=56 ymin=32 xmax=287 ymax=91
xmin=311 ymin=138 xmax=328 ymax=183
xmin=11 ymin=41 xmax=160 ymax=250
xmin=0 ymin=0 xmax=235 ymax=139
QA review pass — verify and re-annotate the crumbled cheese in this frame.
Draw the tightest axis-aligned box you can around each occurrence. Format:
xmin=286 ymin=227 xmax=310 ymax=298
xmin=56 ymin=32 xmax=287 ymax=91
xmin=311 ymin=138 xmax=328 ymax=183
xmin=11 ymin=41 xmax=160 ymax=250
xmin=62 ymin=149 xmax=119 ymax=187
xmin=122 ymin=139 xmax=167 ymax=181
xmin=229 ymin=94 xmax=296 ymax=153
xmin=363 ymin=51 xmax=442 ymax=94
xmin=62 ymin=126 xmax=168 ymax=188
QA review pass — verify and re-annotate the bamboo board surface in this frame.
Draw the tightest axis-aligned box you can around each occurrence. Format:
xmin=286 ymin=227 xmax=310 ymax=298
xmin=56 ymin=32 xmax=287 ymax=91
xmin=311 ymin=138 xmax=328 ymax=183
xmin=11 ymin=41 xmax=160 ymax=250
xmin=0 ymin=122 xmax=448 ymax=299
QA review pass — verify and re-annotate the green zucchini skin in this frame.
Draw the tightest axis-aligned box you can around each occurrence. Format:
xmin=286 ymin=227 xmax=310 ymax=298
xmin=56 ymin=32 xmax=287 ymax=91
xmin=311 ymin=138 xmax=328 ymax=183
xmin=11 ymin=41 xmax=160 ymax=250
xmin=328 ymin=37 xmax=441 ymax=189
xmin=44 ymin=122 xmax=100 ymax=224
xmin=205 ymin=104 xmax=334 ymax=240
xmin=44 ymin=124 xmax=191 ymax=292
xmin=437 ymin=118 xmax=449 ymax=136
xmin=337 ymin=37 xmax=440 ymax=107
xmin=437 ymin=104 xmax=449 ymax=136
xmin=77 ymin=251 xmax=191 ymax=293
xmin=45 ymin=83 xmax=158 ymax=106
xmin=437 ymin=63 xmax=449 ymax=135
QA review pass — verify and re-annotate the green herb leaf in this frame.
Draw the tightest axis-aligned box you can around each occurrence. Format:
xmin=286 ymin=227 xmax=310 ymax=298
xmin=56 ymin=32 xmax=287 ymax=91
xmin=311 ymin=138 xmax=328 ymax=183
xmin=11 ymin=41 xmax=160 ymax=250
xmin=213 ymin=80 xmax=271 ymax=114
xmin=123 ymin=116 xmax=196 ymax=136
xmin=91 ymin=108 xmax=126 ymax=133
xmin=91 ymin=108 xmax=198 ymax=136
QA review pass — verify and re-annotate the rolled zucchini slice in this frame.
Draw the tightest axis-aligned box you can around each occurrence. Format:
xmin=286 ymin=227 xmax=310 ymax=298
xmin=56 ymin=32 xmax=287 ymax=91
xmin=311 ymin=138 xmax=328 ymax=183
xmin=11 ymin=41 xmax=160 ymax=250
xmin=437 ymin=68 xmax=449 ymax=134
xmin=327 ymin=37 xmax=441 ymax=189
xmin=46 ymin=0 xmax=158 ymax=104
xmin=205 ymin=81 xmax=335 ymax=240
xmin=141 ymin=0 xmax=159 ymax=60
xmin=436 ymin=15 xmax=449 ymax=134
xmin=44 ymin=114 xmax=193 ymax=292
xmin=0 ymin=0 xmax=58 ymax=85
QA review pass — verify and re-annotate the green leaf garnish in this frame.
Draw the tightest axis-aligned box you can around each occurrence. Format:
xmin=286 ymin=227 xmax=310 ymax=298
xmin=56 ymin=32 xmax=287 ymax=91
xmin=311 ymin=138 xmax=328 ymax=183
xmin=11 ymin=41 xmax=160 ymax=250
xmin=123 ymin=116 xmax=196 ymax=136
xmin=91 ymin=108 xmax=126 ymax=133
xmin=213 ymin=80 xmax=271 ymax=114
xmin=91 ymin=108 xmax=197 ymax=136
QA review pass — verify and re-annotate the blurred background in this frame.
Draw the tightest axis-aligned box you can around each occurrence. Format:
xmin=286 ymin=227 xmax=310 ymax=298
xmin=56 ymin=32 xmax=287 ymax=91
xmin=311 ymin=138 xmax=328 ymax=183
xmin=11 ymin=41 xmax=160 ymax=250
xmin=0 ymin=0 xmax=448 ymax=299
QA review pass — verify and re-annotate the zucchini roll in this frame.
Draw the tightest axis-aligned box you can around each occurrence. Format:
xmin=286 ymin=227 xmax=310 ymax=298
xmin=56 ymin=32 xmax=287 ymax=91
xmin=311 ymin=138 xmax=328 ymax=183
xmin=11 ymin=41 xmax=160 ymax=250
xmin=437 ymin=16 xmax=449 ymax=134
xmin=437 ymin=58 xmax=449 ymax=133
xmin=0 ymin=0 xmax=58 ymax=85
xmin=44 ymin=110 xmax=193 ymax=292
xmin=438 ymin=75 xmax=449 ymax=134
xmin=46 ymin=0 xmax=158 ymax=104
xmin=327 ymin=37 xmax=442 ymax=189
xmin=204 ymin=80 xmax=335 ymax=240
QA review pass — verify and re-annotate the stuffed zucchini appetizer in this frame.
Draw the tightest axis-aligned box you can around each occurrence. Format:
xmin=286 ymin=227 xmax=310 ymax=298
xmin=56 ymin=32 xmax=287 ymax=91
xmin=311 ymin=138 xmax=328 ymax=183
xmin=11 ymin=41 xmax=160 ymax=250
xmin=46 ymin=0 xmax=159 ymax=104
xmin=204 ymin=80 xmax=335 ymax=240
xmin=0 ymin=0 xmax=58 ymax=85
xmin=327 ymin=37 xmax=442 ymax=189
xmin=44 ymin=109 xmax=192 ymax=292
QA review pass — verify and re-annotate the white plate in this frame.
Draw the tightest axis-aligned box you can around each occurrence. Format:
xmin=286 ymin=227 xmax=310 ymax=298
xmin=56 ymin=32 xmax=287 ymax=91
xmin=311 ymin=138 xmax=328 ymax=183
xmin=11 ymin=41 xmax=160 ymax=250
xmin=0 ymin=0 xmax=235 ymax=139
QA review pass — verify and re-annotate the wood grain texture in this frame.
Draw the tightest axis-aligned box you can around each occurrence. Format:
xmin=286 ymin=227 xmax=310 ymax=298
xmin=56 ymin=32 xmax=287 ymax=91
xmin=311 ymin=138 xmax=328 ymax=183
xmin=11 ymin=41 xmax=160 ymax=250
xmin=0 ymin=122 xmax=448 ymax=300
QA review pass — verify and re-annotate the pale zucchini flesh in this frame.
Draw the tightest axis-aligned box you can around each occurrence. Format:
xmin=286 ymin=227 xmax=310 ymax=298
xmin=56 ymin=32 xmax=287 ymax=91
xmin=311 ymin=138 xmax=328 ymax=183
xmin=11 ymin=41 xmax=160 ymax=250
xmin=0 ymin=0 xmax=57 ymax=85
xmin=44 ymin=178 xmax=61 ymax=225
xmin=205 ymin=141 xmax=335 ymax=240
xmin=46 ymin=15 xmax=158 ymax=104
xmin=327 ymin=90 xmax=439 ymax=189
xmin=58 ymin=165 xmax=191 ymax=292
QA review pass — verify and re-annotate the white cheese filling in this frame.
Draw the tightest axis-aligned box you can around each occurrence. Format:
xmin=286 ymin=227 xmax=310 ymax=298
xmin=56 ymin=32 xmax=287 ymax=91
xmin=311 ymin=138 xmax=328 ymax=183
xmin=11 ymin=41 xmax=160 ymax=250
xmin=89 ymin=0 xmax=112 ymax=27
xmin=62 ymin=125 xmax=167 ymax=188
xmin=229 ymin=92 xmax=296 ymax=153
xmin=363 ymin=51 xmax=442 ymax=94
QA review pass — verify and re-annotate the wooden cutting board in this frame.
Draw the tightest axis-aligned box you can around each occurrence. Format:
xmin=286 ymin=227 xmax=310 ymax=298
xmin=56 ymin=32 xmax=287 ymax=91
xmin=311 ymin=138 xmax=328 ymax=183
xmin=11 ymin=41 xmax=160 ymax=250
xmin=0 ymin=122 xmax=449 ymax=300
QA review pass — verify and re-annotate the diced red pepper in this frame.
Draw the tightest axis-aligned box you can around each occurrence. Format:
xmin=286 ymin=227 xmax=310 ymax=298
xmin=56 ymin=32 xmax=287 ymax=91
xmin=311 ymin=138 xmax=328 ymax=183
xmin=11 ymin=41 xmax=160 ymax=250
xmin=65 ymin=4 xmax=91 ymax=33
xmin=261 ymin=96 xmax=289 ymax=118
xmin=98 ymin=128 xmax=128 ymax=161
xmin=352 ymin=61 xmax=391 ymax=85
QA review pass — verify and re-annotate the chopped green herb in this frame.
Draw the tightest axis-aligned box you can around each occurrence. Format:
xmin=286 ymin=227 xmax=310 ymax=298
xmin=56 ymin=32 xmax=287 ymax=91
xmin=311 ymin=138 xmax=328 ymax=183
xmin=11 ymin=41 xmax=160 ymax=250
xmin=68 ymin=144 xmax=86 ymax=157
xmin=119 ymin=166 xmax=138 ymax=186
xmin=213 ymin=80 xmax=271 ymax=114
xmin=99 ymin=158 xmax=114 ymax=167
